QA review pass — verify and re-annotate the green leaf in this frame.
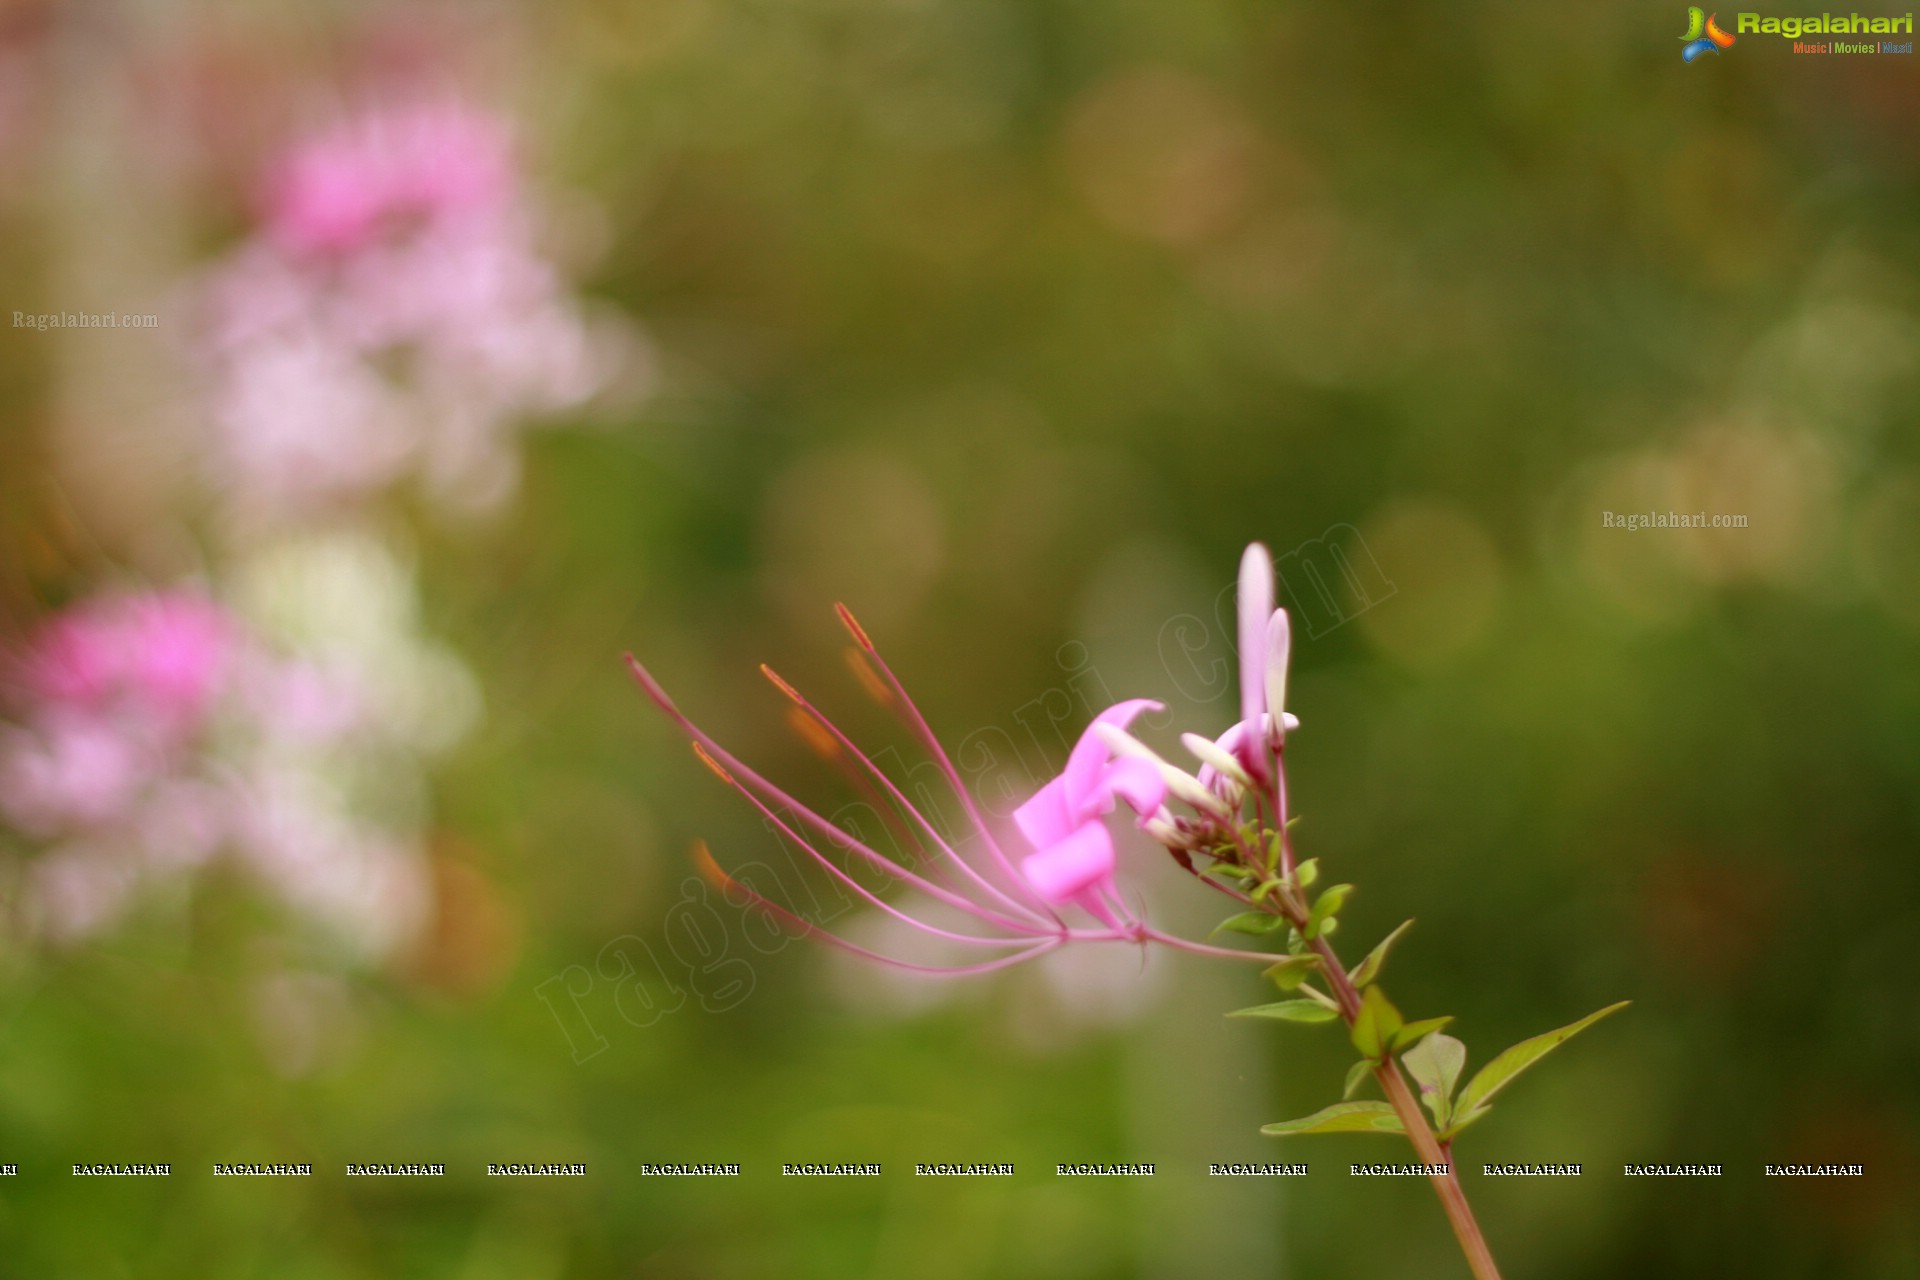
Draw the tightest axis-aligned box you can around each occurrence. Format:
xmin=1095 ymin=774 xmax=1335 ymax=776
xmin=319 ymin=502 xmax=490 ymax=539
xmin=1349 ymin=919 xmax=1415 ymax=989
xmin=1451 ymin=1001 xmax=1631 ymax=1130
xmin=1342 ymin=1059 xmax=1374 ymax=1100
xmin=1212 ymin=911 xmax=1287 ymax=938
xmin=1390 ymin=1016 xmax=1455 ymax=1053
xmin=1401 ymin=1032 xmax=1466 ymax=1129
xmin=1229 ymin=999 xmax=1340 ymax=1024
xmin=1294 ymin=858 xmax=1319 ymax=889
xmin=1304 ymin=884 xmax=1354 ymax=940
xmin=1262 ymin=1101 xmax=1405 ymax=1137
xmin=1261 ymin=954 xmax=1322 ymax=991
xmin=1349 ymin=985 xmax=1403 ymax=1061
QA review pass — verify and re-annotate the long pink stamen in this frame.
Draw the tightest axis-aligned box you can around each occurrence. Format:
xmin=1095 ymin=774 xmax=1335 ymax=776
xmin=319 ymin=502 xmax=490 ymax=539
xmin=761 ymin=664 xmax=1052 ymax=927
xmin=1139 ymin=927 xmax=1274 ymax=962
xmin=832 ymin=606 xmax=1062 ymax=924
xmin=706 ymin=754 xmax=1050 ymax=948
xmin=629 ymin=655 xmax=1042 ymax=933
xmin=697 ymin=845 xmax=1063 ymax=975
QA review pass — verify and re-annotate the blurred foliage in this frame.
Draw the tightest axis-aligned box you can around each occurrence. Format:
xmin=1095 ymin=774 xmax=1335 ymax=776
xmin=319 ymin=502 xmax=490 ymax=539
xmin=2 ymin=0 xmax=1919 ymax=1277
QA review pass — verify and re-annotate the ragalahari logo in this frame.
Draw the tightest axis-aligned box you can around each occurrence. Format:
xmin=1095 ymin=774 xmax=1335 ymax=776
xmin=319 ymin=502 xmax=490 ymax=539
xmin=1681 ymin=7 xmax=1738 ymax=58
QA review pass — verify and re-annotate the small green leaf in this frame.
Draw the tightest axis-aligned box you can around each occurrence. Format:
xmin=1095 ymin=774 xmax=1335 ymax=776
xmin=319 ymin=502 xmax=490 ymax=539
xmin=1349 ymin=919 xmax=1415 ymax=989
xmin=1401 ymin=1032 xmax=1466 ymax=1129
xmin=1294 ymin=858 xmax=1319 ymax=889
xmin=1349 ymin=985 xmax=1403 ymax=1061
xmin=1451 ymin=1001 xmax=1631 ymax=1130
xmin=1261 ymin=954 xmax=1322 ymax=991
xmin=1304 ymin=884 xmax=1354 ymax=940
xmin=1213 ymin=911 xmax=1287 ymax=938
xmin=1229 ymin=999 xmax=1340 ymax=1024
xmin=1343 ymin=1059 xmax=1374 ymax=1100
xmin=1262 ymin=1101 xmax=1405 ymax=1137
xmin=1390 ymin=1016 xmax=1454 ymax=1053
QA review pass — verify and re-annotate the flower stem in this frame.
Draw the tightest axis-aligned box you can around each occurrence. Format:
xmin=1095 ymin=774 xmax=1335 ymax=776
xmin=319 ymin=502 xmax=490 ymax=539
xmin=1258 ymin=742 xmax=1501 ymax=1278
xmin=1310 ymin=935 xmax=1504 ymax=1280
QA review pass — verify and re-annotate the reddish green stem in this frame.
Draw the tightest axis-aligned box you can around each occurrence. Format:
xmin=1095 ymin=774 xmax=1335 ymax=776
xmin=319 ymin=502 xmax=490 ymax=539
xmin=1311 ymin=935 xmax=1504 ymax=1280
xmin=1261 ymin=742 xmax=1501 ymax=1279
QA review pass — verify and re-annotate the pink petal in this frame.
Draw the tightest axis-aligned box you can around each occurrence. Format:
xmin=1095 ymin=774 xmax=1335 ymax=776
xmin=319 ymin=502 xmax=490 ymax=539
xmin=1237 ymin=544 xmax=1273 ymax=731
xmin=1061 ymin=698 xmax=1163 ymax=813
xmin=1013 ymin=776 xmax=1077 ymax=850
xmin=1099 ymin=755 xmax=1167 ymax=820
xmin=1020 ymin=821 xmax=1115 ymax=905
xmin=1265 ymin=608 xmax=1292 ymax=745
xmin=1198 ymin=716 xmax=1291 ymax=792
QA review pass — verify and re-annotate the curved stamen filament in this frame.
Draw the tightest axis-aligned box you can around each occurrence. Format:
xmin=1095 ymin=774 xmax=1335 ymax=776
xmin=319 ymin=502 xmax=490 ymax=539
xmin=762 ymin=663 xmax=1052 ymax=928
xmin=629 ymin=655 xmax=1041 ymax=933
xmin=832 ymin=606 xmax=1062 ymax=926
xmin=708 ymin=756 xmax=1050 ymax=948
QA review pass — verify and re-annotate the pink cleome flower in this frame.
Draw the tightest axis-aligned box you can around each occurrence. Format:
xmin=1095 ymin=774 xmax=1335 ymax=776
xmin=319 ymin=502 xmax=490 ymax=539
xmin=1 ymin=590 xmax=234 ymax=842
xmin=260 ymin=102 xmax=515 ymax=256
xmin=627 ymin=604 xmax=1267 ymax=975
xmin=15 ymin=590 xmax=234 ymax=732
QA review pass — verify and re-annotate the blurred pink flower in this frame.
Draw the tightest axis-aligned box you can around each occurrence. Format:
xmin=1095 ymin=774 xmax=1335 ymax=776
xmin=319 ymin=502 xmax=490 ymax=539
xmin=120 ymin=593 xmax=238 ymax=724
xmin=15 ymin=590 xmax=233 ymax=731
xmin=193 ymin=98 xmax=626 ymax=520
xmin=0 ymin=578 xmax=442 ymax=956
xmin=0 ymin=714 xmax=151 ymax=836
xmin=261 ymin=103 xmax=514 ymax=256
xmin=1 ymin=589 xmax=235 ymax=850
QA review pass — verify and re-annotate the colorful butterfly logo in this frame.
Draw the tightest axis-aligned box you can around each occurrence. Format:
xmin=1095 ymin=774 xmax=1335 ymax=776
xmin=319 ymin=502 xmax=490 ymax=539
xmin=1681 ymin=7 xmax=1737 ymax=61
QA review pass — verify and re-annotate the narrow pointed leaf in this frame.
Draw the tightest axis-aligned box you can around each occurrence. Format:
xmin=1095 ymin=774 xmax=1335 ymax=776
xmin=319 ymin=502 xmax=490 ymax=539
xmin=1213 ymin=910 xmax=1288 ymax=938
xmin=1452 ymin=1001 xmax=1630 ymax=1127
xmin=1343 ymin=1059 xmax=1375 ymax=1100
xmin=1390 ymin=1016 xmax=1454 ymax=1053
xmin=1349 ymin=985 xmax=1403 ymax=1061
xmin=1401 ymin=1032 xmax=1466 ymax=1128
xmin=1304 ymin=884 xmax=1354 ymax=940
xmin=1262 ymin=1101 xmax=1405 ymax=1137
xmin=1261 ymin=954 xmax=1322 ymax=992
xmin=1229 ymin=999 xmax=1340 ymax=1023
xmin=1350 ymin=919 xmax=1415 ymax=989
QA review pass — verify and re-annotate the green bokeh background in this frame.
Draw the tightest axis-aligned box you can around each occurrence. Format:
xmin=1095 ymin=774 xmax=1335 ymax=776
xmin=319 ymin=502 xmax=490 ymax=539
xmin=2 ymin=1 xmax=1918 ymax=1276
